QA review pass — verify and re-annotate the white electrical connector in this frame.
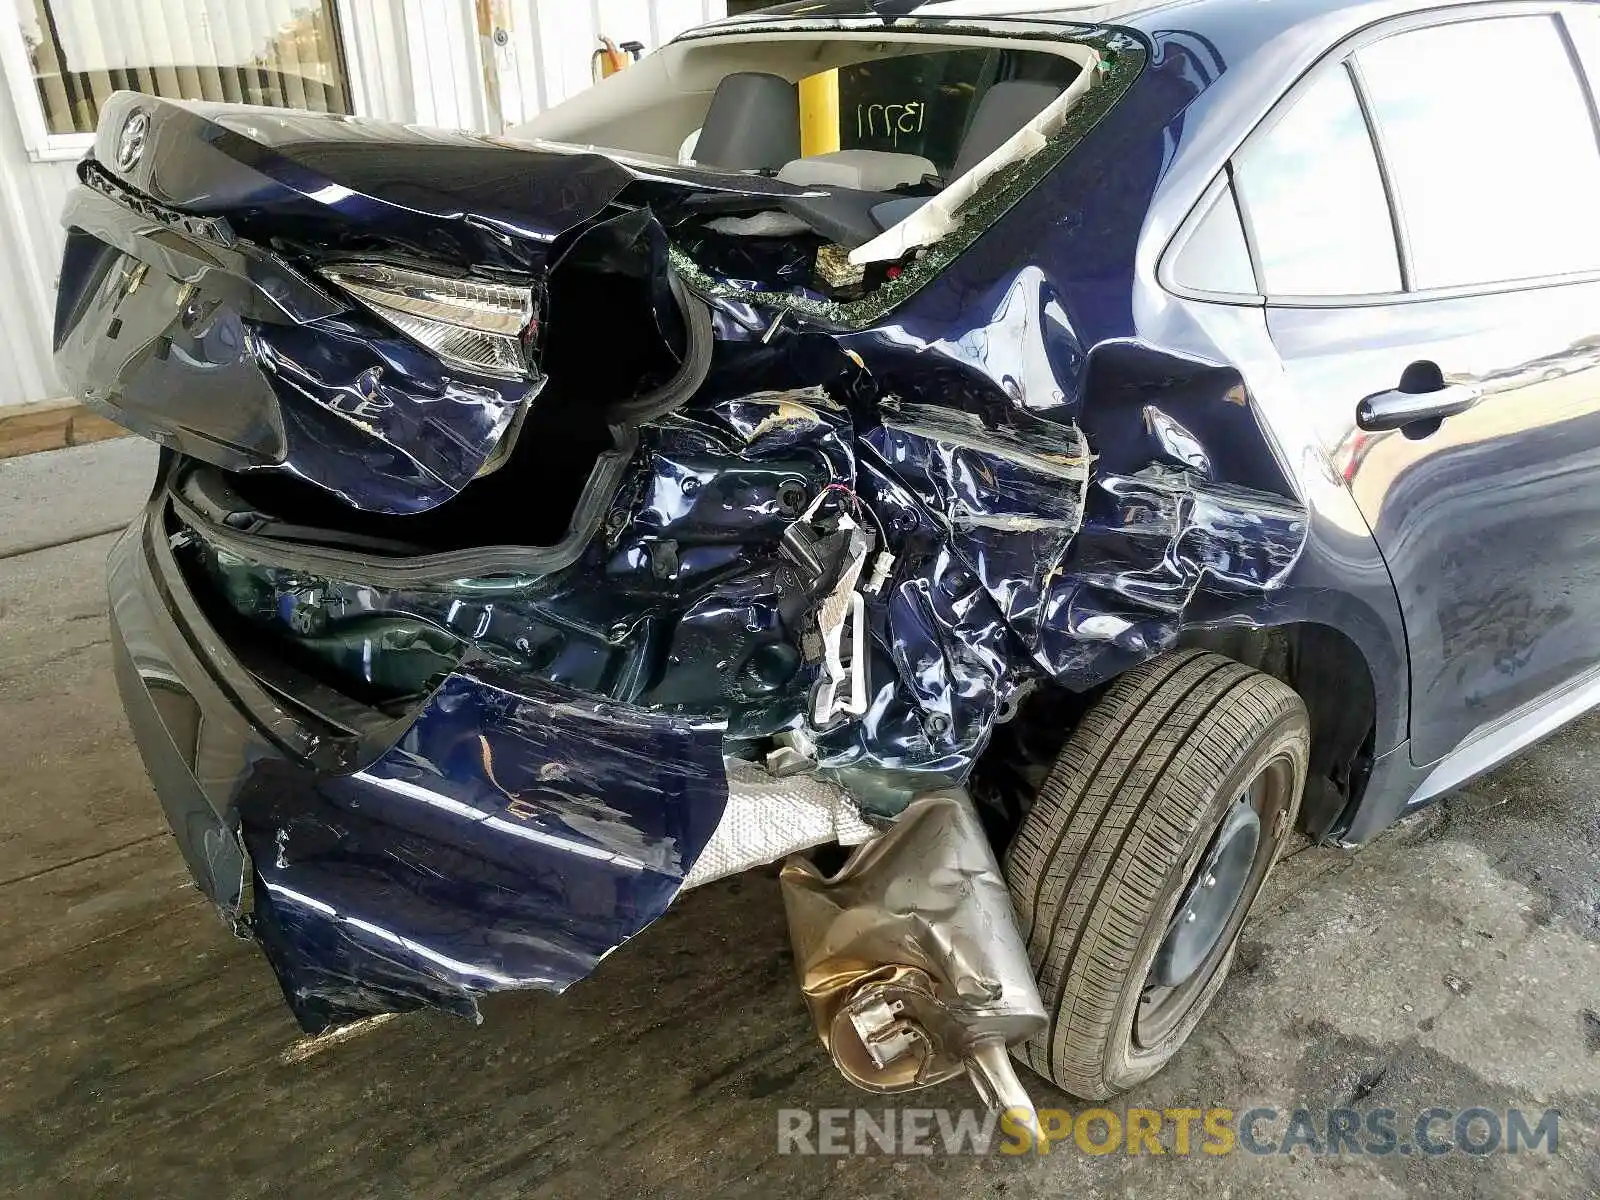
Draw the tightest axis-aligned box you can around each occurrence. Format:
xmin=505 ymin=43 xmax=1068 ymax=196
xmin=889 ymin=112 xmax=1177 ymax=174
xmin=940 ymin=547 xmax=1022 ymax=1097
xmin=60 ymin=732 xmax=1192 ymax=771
xmin=865 ymin=550 xmax=895 ymax=596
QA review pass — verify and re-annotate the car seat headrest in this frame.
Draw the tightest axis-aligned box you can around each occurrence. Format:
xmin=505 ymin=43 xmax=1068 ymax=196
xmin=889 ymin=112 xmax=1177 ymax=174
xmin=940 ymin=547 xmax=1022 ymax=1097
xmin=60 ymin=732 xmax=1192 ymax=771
xmin=694 ymin=72 xmax=801 ymax=172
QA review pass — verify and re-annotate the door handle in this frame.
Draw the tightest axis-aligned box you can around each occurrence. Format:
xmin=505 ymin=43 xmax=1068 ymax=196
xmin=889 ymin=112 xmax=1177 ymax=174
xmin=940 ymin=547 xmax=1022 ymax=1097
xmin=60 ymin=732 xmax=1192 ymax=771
xmin=1356 ymin=383 xmax=1480 ymax=432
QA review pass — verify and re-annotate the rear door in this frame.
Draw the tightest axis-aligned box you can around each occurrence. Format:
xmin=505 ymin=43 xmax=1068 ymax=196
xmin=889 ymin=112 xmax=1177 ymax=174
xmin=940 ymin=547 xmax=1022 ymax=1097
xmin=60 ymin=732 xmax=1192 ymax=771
xmin=1236 ymin=8 xmax=1600 ymax=766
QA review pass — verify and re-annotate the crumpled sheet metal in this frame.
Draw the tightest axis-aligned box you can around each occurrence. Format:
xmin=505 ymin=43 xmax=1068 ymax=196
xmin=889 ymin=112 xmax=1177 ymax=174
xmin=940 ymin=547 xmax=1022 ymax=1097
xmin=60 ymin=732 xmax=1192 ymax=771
xmin=181 ymin=381 xmax=859 ymax=724
xmin=780 ymin=789 xmax=1046 ymax=1103
xmin=100 ymin=52 xmax=1327 ymax=1047
xmin=1036 ymin=462 xmax=1308 ymax=686
xmin=868 ymin=396 xmax=1092 ymax=657
xmin=682 ymin=759 xmax=874 ymax=889
xmin=833 ymin=264 xmax=1312 ymax=758
xmin=249 ymin=312 xmax=539 ymax=513
xmin=237 ymin=667 xmax=728 ymax=1032
xmin=185 ymin=335 xmax=1306 ymax=818
xmin=874 ymin=400 xmax=1091 ymax=533
xmin=166 ymin=275 xmax=1315 ymax=1029
xmin=56 ymin=168 xmax=542 ymax=518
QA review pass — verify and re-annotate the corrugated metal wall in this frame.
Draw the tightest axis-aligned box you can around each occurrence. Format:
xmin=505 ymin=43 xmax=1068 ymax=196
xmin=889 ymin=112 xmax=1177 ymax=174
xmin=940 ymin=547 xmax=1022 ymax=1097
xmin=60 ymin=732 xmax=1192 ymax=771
xmin=499 ymin=0 xmax=722 ymax=123
xmin=0 ymin=0 xmax=725 ymax=408
xmin=341 ymin=1 xmax=419 ymax=125
xmin=0 ymin=106 xmax=77 ymax=408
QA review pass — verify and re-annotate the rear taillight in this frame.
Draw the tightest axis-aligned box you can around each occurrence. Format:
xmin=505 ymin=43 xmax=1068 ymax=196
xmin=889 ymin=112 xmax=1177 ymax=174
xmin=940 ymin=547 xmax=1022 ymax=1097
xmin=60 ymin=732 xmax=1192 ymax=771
xmin=321 ymin=262 xmax=535 ymax=378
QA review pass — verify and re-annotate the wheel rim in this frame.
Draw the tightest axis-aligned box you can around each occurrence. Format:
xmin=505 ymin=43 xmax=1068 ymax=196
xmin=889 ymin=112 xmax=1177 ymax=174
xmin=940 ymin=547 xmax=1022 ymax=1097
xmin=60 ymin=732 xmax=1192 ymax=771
xmin=1134 ymin=754 xmax=1294 ymax=1049
xmin=1150 ymin=795 xmax=1259 ymax=988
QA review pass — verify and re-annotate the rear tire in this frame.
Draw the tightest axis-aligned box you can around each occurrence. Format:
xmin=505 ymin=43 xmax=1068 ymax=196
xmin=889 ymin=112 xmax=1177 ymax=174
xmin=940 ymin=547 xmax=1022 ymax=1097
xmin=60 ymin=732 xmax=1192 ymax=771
xmin=1004 ymin=649 xmax=1308 ymax=1099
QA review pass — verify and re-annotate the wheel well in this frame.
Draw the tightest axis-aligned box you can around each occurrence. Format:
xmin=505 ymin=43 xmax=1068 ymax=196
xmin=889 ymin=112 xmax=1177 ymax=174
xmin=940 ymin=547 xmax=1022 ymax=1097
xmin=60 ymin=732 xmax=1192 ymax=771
xmin=972 ymin=624 xmax=1379 ymax=850
xmin=1177 ymin=624 xmax=1375 ymax=840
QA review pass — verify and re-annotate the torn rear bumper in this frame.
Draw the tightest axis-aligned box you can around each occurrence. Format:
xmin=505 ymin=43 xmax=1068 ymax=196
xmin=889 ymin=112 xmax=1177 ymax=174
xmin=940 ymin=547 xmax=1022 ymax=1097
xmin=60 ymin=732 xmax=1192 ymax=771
xmin=109 ymin=502 xmax=727 ymax=1032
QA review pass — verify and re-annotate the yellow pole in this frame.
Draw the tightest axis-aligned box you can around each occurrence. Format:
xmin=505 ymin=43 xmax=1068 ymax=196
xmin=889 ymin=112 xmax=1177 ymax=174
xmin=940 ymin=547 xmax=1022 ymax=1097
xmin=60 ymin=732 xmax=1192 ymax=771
xmin=799 ymin=69 xmax=841 ymax=157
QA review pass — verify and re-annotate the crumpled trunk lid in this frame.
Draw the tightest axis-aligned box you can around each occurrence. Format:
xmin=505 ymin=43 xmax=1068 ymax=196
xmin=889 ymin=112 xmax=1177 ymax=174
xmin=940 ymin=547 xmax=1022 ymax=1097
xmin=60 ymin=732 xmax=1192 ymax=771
xmin=51 ymin=93 xmax=789 ymax=514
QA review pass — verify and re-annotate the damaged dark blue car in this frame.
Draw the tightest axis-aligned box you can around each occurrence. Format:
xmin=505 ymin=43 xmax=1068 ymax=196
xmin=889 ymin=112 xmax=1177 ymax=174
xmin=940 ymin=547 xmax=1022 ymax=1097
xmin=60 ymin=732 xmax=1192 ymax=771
xmin=58 ymin=0 xmax=1600 ymax=1111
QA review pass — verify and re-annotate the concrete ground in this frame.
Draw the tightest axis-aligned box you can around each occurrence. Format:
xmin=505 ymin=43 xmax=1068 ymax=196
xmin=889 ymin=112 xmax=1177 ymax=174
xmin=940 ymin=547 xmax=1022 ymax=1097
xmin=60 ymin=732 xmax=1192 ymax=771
xmin=1 ymin=439 xmax=1596 ymax=1199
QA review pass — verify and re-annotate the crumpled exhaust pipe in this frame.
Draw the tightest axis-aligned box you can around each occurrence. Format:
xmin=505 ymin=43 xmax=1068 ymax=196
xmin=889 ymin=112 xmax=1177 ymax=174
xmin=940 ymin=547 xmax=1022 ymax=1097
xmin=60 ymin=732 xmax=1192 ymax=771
xmin=780 ymin=789 xmax=1049 ymax=1137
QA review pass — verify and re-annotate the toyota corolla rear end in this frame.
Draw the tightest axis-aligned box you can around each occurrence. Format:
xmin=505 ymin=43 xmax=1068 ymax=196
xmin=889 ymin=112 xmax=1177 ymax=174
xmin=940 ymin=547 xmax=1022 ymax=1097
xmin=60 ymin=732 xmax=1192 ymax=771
xmin=59 ymin=10 xmax=1320 ymax=1117
xmin=67 ymin=93 xmax=763 ymax=1032
xmin=63 ymin=77 xmax=1054 ymax=1035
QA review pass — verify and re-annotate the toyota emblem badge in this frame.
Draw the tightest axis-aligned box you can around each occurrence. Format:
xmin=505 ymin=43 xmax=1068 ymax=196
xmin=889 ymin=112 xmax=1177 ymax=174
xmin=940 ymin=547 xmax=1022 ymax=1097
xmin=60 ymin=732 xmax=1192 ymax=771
xmin=115 ymin=110 xmax=149 ymax=173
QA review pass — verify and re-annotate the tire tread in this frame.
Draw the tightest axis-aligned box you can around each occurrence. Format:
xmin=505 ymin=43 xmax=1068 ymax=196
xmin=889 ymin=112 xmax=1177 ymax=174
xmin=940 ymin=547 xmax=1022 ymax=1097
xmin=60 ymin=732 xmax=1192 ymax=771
xmin=1005 ymin=651 xmax=1307 ymax=1096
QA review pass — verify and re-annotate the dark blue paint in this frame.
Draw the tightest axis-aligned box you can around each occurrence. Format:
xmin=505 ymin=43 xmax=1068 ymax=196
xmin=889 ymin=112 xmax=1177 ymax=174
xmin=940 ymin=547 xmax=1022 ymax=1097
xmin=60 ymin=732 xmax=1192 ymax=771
xmin=55 ymin=175 xmax=540 ymax=514
xmin=56 ymin=93 xmax=845 ymax=515
xmin=110 ymin=515 xmax=726 ymax=1032
xmin=73 ymin=0 xmax=1600 ymax=1027
xmin=242 ymin=669 xmax=726 ymax=1031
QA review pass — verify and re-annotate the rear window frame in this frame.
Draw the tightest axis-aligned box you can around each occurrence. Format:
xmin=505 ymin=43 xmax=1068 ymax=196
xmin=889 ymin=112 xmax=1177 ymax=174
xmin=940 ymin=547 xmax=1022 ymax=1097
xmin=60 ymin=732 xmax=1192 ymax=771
xmin=653 ymin=16 xmax=1147 ymax=330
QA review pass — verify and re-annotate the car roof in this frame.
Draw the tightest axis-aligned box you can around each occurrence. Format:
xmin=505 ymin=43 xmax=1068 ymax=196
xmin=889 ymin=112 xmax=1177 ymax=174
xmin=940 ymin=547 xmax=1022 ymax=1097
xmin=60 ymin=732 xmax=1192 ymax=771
xmin=696 ymin=0 xmax=1550 ymax=140
xmin=705 ymin=1 xmax=1182 ymax=22
xmin=694 ymin=0 xmax=1514 ymax=51
xmin=694 ymin=0 xmax=1594 ymax=252
xmin=704 ymin=0 xmax=1354 ymax=36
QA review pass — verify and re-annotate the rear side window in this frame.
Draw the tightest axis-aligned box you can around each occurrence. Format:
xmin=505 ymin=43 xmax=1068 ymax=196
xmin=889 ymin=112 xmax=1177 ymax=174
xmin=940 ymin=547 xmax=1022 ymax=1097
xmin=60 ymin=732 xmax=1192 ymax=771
xmin=1233 ymin=67 xmax=1401 ymax=297
xmin=1170 ymin=179 xmax=1257 ymax=295
xmin=1355 ymin=16 xmax=1600 ymax=288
